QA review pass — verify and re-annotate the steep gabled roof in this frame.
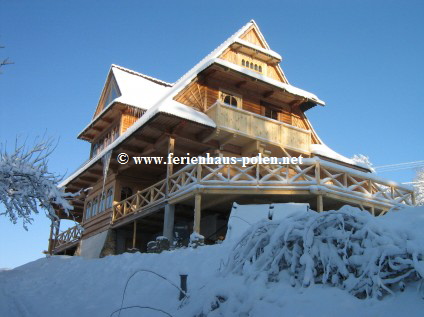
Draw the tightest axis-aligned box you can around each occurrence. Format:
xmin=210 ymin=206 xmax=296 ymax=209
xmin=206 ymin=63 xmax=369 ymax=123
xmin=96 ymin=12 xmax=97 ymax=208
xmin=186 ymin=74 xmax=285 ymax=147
xmin=111 ymin=65 xmax=172 ymax=110
xmin=78 ymin=65 xmax=173 ymax=139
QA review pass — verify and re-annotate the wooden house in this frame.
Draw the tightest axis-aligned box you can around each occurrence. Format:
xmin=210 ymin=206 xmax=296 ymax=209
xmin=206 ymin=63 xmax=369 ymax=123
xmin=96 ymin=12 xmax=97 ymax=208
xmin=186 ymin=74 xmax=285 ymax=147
xmin=49 ymin=20 xmax=414 ymax=257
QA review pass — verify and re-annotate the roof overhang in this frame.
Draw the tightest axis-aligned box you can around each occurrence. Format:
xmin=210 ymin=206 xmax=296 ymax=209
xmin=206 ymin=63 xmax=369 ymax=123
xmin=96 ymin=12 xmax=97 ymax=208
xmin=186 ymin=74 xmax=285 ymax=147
xmin=230 ymin=38 xmax=282 ymax=64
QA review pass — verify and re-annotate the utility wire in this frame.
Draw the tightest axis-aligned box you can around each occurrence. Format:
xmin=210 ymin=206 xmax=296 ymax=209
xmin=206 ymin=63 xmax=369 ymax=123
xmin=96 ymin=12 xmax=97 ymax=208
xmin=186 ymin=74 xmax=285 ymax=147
xmin=374 ymin=160 xmax=424 ymax=172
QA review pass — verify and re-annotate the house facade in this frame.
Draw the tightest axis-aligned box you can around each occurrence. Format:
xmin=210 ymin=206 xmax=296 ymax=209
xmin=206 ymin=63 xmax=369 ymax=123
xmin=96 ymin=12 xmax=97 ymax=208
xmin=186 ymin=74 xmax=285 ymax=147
xmin=49 ymin=21 xmax=414 ymax=256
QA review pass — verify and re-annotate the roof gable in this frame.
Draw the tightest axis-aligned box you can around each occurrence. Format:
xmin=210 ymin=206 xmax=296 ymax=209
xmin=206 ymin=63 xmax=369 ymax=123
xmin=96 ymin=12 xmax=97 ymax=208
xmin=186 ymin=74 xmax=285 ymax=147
xmin=239 ymin=23 xmax=269 ymax=49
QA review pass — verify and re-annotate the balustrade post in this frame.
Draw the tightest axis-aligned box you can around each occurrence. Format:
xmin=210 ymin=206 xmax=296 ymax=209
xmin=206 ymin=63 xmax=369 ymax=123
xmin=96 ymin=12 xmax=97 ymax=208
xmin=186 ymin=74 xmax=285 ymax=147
xmin=315 ymin=161 xmax=321 ymax=185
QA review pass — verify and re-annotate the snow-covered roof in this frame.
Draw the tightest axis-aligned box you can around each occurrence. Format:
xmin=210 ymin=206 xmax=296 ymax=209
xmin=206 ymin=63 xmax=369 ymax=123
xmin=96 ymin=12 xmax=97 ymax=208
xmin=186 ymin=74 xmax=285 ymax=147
xmin=78 ymin=65 xmax=173 ymax=139
xmin=61 ymin=100 xmax=215 ymax=187
xmin=311 ymin=143 xmax=369 ymax=170
xmin=111 ymin=65 xmax=173 ymax=110
xmin=231 ymin=38 xmax=282 ymax=61
xmin=214 ymin=58 xmax=324 ymax=105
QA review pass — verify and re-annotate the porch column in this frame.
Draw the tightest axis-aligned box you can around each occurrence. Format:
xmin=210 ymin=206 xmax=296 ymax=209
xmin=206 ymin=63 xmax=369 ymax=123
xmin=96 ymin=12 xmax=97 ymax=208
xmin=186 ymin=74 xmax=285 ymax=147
xmin=317 ymin=194 xmax=323 ymax=212
xmin=47 ymin=219 xmax=55 ymax=255
xmin=163 ymin=203 xmax=175 ymax=241
xmin=132 ymin=220 xmax=137 ymax=250
xmin=193 ymin=194 xmax=202 ymax=233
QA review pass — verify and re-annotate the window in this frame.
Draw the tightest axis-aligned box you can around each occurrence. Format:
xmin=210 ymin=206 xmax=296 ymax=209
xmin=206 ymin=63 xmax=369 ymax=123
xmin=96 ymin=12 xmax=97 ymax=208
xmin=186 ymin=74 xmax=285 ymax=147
xmin=220 ymin=91 xmax=241 ymax=108
xmin=90 ymin=124 xmax=120 ymax=158
xmin=92 ymin=197 xmax=99 ymax=217
xmin=240 ymin=55 xmax=264 ymax=73
xmin=106 ymin=187 xmax=114 ymax=209
xmin=86 ymin=202 xmax=92 ymax=220
xmin=265 ymin=107 xmax=279 ymax=121
xmin=100 ymin=193 xmax=106 ymax=213
xmin=104 ymin=80 xmax=120 ymax=107
xmin=121 ymin=187 xmax=133 ymax=201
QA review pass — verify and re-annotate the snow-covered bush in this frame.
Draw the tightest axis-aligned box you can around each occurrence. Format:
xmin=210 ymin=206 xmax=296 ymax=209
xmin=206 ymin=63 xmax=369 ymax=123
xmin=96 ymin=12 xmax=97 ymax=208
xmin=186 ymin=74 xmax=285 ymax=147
xmin=414 ymin=168 xmax=424 ymax=206
xmin=352 ymin=154 xmax=374 ymax=172
xmin=224 ymin=206 xmax=424 ymax=299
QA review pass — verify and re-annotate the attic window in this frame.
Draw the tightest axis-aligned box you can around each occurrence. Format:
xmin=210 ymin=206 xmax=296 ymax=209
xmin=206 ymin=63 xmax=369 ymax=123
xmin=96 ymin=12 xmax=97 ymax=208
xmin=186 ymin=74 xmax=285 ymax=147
xmin=240 ymin=57 xmax=263 ymax=73
xmin=105 ymin=82 xmax=119 ymax=106
xmin=220 ymin=91 xmax=241 ymax=108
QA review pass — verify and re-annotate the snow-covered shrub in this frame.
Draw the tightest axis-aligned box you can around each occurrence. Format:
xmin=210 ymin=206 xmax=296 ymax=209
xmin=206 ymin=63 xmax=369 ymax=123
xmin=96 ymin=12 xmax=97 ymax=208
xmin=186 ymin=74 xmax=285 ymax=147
xmin=224 ymin=206 xmax=424 ymax=299
xmin=352 ymin=154 xmax=375 ymax=172
xmin=189 ymin=232 xmax=205 ymax=248
xmin=414 ymin=168 xmax=424 ymax=206
xmin=147 ymin=236 xmax=170 ymax=253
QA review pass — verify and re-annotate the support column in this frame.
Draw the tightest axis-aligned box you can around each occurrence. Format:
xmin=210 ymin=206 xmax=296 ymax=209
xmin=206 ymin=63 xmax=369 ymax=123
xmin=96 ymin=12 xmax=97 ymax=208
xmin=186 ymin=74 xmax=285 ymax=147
xmin=193 ymin=194 xmax=202 ymax=234
xmin=166 ymin=136 xmax=175 ymax=196
xmin=132 ymin=220 xmax=137 ymax=250
xmin=47 ymin=219 xmax=55 ymax=255
xmin=163 ymin=204 xmax=175 ymax=241
xmin=317 ymin=194 xmax=323 ymax=213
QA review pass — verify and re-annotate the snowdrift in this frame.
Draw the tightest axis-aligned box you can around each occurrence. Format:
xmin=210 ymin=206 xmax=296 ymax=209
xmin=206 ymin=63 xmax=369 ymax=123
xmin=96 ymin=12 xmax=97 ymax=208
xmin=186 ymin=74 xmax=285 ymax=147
xmin=1 ymin=205 xmax=424 ymax=317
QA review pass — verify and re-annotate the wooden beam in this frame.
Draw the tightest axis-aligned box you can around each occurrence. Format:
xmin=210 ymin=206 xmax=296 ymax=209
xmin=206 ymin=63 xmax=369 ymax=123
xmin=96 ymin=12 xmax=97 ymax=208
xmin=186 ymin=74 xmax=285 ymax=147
xmin=219 ymin=133 xmax=237 ymax=149
xmin=166 ymin=136 xmax=175 ymax=196
xmin=263 ymin=90 xmax=274 ymax=98
xmin=242 ymin=140 xmax=260 ymax=157
xmin=193 ymin=194 xmax=202 ymax=234
xmin=235 ymin=80 xmax=247 ymax=89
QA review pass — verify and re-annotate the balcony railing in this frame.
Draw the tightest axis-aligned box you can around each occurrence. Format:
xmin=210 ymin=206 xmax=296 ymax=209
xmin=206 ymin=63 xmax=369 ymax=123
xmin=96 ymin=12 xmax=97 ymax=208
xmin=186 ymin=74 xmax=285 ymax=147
xmin=54 ymin=225 xmax=82 ymax=250
xmin=206 ymin=101 xmax=311 ymax=153
xmin=112 ymin=158 xmax=414 ymax=222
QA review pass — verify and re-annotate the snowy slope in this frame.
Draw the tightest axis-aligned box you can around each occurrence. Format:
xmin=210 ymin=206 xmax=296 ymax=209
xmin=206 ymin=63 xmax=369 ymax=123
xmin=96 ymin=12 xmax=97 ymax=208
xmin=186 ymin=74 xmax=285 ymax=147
xmin=1 ymin=206 xmax=424 ymax=317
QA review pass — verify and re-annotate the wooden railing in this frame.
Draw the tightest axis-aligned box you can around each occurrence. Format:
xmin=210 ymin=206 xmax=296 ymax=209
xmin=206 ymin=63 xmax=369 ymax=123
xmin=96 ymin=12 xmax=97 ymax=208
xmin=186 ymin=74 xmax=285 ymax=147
xmin=55 ymin=225 xmax=82 ymax=249
xmin=206 ymin=101 xmax=311 ymax=153
xmin=111 ymin=158 xmax=414 ymax=222
xmin=112 ymin=179 xmax=167 ymax=222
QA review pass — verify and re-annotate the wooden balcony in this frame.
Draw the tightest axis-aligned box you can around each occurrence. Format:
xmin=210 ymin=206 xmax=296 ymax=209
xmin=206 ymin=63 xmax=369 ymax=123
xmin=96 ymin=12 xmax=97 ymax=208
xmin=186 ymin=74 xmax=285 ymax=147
xmin=112 ymin=158 xmax=415 ymax=223
xmin=54 ymin=225 xmax=82 ymax=251
xmin=206 ymin=101 xmax=311 ymax=154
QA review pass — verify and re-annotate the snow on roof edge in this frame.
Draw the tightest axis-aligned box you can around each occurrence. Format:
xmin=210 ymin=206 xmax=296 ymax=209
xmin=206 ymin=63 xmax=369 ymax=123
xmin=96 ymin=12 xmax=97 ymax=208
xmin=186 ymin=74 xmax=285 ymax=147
xmin=61 ymin=102 xmax=215 ymax=187
xmin=214 ymin=58 xmax=325 ymax=105
xmin=233 ymin=38 xmax=282 ymax=60
xmin=111 ymin=64 xmax=173 ymax=87
xmin=310 ymin=143 xmax=369 ymax=170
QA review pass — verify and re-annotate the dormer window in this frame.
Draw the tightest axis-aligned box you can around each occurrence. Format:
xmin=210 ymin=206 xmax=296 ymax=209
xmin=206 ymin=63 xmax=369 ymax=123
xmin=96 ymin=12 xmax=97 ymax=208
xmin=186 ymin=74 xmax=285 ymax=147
xmin=220 ymin=91 xmax=241 ymax=108
xmin=104 ymin=80 xmax=120 ymax=107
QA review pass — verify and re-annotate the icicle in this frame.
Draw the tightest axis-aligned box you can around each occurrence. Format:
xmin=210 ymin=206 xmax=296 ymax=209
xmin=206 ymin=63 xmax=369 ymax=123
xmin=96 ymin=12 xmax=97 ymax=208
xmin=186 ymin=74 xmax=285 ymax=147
xmin=101 ymin=150 xmax=112 ymax=195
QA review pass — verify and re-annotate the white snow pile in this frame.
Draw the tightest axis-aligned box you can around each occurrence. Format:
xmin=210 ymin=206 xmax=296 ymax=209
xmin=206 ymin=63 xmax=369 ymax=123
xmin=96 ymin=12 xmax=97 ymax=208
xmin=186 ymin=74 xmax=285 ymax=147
xmin=1 ymin=206 xmax=424 ymax=317
xmin=223 ymin=205 xmax=424 ymax=300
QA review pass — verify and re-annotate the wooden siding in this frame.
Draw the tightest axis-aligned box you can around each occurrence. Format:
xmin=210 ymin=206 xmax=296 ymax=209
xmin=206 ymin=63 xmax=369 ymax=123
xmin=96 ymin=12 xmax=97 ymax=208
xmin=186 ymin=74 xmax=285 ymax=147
xmin=240 ymin=27 xmax=266 ymax=48
xmin=221 ymin=49 xmax=238 ymax=64
xmin=267 ymin=65 xmax=284 ymax=82
xmin=121 ymin=113 xmax=139 ymax=134
xmin=175 ymin=79 xmax=310 ymax=131
xmin=82 ymin=210 xmax=112 ymax=239
xmin=174 ymin=81 xmax=208 ymax=112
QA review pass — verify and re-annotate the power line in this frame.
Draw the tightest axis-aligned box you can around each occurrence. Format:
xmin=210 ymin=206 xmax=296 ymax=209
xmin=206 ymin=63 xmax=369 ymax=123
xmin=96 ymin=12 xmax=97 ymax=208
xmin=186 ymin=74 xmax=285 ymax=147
xmin=374 ymin=160 xmax=424 ymax=172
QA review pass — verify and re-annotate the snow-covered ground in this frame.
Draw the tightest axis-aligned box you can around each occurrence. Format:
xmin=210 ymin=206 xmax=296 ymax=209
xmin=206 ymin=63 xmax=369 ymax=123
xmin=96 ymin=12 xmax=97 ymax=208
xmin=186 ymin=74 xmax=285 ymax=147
xmin=1 ymin=205 xmax=424 ymax=317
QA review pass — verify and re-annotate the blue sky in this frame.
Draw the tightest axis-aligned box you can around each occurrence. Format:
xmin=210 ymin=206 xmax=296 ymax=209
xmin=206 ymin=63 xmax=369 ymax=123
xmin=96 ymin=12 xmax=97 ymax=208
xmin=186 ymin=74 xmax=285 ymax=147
xmin=1 ymin=0 xmax=423 ymax=268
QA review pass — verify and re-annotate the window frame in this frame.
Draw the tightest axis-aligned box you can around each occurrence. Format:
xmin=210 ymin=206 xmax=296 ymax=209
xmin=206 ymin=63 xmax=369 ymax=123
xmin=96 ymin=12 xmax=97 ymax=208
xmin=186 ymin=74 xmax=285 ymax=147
xmin=219 ymin=90 xmax=242 ymax=109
